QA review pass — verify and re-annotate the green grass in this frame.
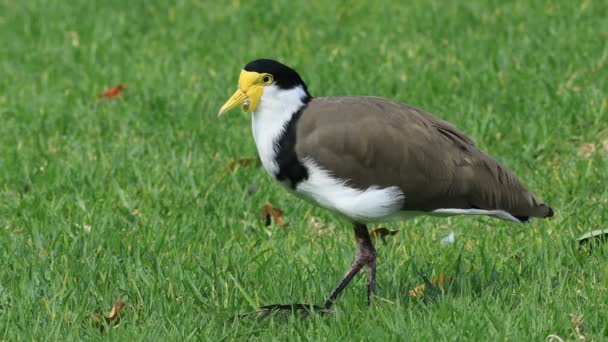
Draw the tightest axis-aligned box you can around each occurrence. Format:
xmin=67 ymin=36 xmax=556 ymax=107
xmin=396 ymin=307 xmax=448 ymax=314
xmin=1 ymin=0 xmax=607 ymax=340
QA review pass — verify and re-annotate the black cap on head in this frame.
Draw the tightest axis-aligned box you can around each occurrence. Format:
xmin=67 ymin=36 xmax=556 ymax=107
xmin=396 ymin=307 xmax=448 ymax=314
xmin=244 ymin=59 xmax=310 ymax=96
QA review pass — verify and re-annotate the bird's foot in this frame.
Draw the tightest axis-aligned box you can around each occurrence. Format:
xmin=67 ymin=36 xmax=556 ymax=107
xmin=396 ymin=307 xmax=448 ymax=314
xmin=236 ymin=303 xmax=334 ymax=319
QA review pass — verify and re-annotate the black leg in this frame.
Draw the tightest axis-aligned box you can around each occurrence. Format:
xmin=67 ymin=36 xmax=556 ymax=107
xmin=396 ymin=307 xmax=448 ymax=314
xmin=367 ymin=252 xmax=377 ymax=305
xmin=323 ymin=223 xmax=377 ymax=309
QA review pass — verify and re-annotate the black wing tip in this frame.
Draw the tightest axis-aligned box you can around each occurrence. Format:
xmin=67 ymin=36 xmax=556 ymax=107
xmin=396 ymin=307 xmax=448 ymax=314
xmin=540 ymin=204 xmax=554 ymax=218
xmin=545 ymin=206 xmax=554 ymax=218
xmin=515 ymin=204 xmax=553 ymax=222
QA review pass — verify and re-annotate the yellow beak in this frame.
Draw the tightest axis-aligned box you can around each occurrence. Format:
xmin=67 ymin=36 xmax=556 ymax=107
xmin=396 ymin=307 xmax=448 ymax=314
xmin=217 ymin=88 xmax=248 ymax=116
xmin=218 ymin=70 xmax=264 ymax=116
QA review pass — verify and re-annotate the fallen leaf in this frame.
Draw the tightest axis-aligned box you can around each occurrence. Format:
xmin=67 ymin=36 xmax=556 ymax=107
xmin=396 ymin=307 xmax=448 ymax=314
xmin=98 ymin=84 xmax=125 ymax=100
xmin=602 ymin=139 xmax=608 ymax=154
xmin=90 ymin=298 xmax=125 ymax=330
xmin=370 ymin=227 xmax=399 ymax=243
xmin=260 ymin=203 xmax=285 ymax=226
xmin=226 ymin=157 xmax=259 ymax=172
xmin=408 ymin=273 xmax=450 ymax=298
xmin=408 ymin=283 xmax=426 ymax=298
xmin=576 ymin=229 xmax=608 ymax=248
xmin=106 ymin=299 xmax=125 ymax=321
xmin=570 ymin=313 xmax=586 ymax=342
xmin=578 ymin=143 xmax=595 ymax=158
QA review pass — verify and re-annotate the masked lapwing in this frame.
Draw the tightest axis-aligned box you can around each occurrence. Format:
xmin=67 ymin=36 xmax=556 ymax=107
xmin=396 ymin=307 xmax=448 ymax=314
xmin=218 ymin=59 xmax=554 ymax=313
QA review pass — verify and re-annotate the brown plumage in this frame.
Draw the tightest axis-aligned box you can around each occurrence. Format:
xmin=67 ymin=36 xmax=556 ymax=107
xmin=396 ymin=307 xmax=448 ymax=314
xmin=296 ymin=96 xmax=552 ymax=220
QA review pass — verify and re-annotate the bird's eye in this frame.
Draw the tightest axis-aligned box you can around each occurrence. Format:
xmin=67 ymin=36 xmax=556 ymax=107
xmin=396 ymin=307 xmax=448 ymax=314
xmin=260 ymin=74 xmax=273 ymax=85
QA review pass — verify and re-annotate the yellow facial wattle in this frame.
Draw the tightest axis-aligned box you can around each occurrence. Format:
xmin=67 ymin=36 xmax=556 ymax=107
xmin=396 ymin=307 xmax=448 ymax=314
xmin=218 ymin=70 xmax=273 ymax=116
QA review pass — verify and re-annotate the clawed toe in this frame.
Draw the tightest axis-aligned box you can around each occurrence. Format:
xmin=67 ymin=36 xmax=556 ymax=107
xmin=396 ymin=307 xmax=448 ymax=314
xmin=260 ymin=303 xmax=334 ymax=315
xmin=236 ymin=303 xmax=334 ymax=319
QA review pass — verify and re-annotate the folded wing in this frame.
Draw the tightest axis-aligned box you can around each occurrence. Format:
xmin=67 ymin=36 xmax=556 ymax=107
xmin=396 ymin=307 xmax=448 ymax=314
xmin=295 ymin=96 xmax=552 ymax=219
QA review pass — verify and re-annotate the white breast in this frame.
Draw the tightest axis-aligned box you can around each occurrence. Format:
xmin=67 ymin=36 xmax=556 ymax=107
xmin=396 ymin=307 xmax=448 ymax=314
xmin=251 ymin=111 xmax=284 ymax=176
xmin=251 ymin=84 xmax=309 ymax=177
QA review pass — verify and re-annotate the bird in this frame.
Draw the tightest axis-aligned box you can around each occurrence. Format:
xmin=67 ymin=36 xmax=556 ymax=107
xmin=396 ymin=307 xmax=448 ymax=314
xmin=218 ymin=59 xmax=553 ymax=314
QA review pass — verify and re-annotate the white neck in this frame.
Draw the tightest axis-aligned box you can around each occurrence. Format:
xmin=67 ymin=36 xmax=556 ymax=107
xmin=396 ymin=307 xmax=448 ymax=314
xmin=251 ymin=85 xmax=308 ymax=176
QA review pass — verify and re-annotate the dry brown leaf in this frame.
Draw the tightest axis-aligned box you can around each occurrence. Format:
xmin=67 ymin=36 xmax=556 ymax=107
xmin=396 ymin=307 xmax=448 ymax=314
xmin=106 ymin=299 xmax=125 ymax=321
xmin=91 ymin=299 xmax=125 ymax=330
xmin=226 ymin=157 xmax=259 ymax=172
xmin=98 ymin=84 xmax=125 ymax=101
xmin=408 ymin=273 xmax=450 ymax=298
xmin=408 ymin=283 xmax=426 ymax=298
xmin=578 ymin=143 xmax=595 ymax=158
xmin=260 ymin=203 xmax=285 ymax=226
xmin=370 ymin=227 xmax=399 ymax=243
xmin=570 ymin=313 xmax=586 ymax=341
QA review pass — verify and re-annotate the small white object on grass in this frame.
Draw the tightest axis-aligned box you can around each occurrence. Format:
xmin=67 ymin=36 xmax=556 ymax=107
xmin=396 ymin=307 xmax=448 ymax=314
xmin=441 ymin=231 xmax=455 ymax=245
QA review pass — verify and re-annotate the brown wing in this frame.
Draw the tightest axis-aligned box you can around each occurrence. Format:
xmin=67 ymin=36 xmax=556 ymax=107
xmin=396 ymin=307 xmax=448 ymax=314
xmin=295 ymin=96 xmax=552 ymax=219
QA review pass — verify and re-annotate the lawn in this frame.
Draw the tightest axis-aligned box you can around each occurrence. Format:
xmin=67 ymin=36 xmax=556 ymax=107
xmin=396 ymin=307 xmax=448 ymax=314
xmin=1 ymin=0 xmax=607 ymax=340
